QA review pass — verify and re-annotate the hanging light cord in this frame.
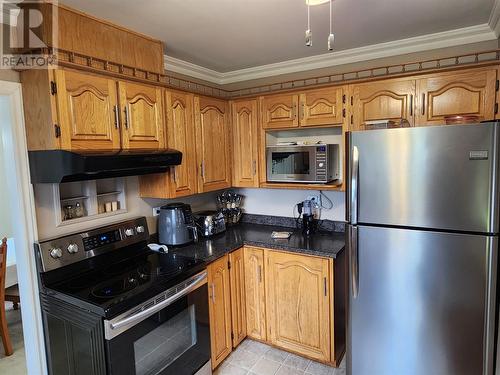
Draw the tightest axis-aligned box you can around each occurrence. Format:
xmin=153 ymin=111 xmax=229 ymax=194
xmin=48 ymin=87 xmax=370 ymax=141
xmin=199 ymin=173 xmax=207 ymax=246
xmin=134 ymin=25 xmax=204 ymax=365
xmin=329 ymin=0 xmax=332 ymax=35
xmin=307 ymin=2 xmax=310 ymax=31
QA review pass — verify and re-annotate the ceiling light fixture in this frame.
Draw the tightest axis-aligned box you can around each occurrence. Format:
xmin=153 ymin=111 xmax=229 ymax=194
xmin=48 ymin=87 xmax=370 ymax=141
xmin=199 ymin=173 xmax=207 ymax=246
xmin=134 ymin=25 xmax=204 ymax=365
xmin=304 ymin=0 xmax=335 ymax=51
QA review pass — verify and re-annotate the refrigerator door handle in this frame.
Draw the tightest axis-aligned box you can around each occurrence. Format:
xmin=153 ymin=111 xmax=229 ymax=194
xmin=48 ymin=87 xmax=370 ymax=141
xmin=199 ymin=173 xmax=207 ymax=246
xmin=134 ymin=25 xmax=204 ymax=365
xmin=351 ymin=146 xmax=359 ymax=225
xmin=350 ymin=225 xmax=359 ymax=298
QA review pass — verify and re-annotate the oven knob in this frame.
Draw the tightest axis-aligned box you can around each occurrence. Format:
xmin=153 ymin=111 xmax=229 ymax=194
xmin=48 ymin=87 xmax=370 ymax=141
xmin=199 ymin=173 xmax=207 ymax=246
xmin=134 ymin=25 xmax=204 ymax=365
xmin=136 ymin=225 xmax=145 ymax=233
xmin=318 ymin=162 xmax=325 ymax=168
xmin=49 ymin=248 xmax=62 ymax=259
xmin=67 ymin=243 xmax=79 ymax=254
xmin=125 ymin=228 xmax=135 ymax=237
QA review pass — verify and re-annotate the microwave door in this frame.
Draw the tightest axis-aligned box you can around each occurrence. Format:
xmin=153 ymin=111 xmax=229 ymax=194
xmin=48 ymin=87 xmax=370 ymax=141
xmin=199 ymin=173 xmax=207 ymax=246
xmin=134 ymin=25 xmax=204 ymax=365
xmin=267 ymin=146 xmax=314 ymax=182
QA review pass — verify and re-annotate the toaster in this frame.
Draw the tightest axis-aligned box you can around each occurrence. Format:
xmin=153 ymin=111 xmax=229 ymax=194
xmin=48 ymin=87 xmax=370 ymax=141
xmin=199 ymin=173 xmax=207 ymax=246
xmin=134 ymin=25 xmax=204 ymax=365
xmin=194 ymin=210 xmax=226 ymax=237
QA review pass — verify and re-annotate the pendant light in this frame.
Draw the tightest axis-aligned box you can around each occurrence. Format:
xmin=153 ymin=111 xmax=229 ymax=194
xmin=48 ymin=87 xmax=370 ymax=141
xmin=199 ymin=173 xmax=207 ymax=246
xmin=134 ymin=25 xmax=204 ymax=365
xmin=304 ymin=0 xmax=335 ymax=51
xmin=328 ymin=0 xmax=334 ymax=50
xmin=305 ymin=1 xmax=312 ymax=46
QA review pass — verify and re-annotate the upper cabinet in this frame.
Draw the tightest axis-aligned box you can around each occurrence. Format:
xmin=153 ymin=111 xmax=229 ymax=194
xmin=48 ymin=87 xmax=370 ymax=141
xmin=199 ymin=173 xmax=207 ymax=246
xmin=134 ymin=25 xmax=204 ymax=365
xmin=300 ymin=87 xmax=344 ymax=127
xmin=350 ymin=79 xmax=416 ymax=130
xmin=139 ymin=90 xmax=197 ymax=199
xmin=118 ymin=81 xmax=165 ymax=149
xmin=260 ymin=94 xmax=299 ymax=129
xmin=416 ymin=68 xmax=497 ymax=126
xmin=195 ymin=96 xmax=232 ymax=193
xmin=261 ymin=88 xmax=346 ymax=130
xmin=54 ymin=69 xmax=121 ymax=150
xmin=232 ymin=99 xmax=259 ymax=187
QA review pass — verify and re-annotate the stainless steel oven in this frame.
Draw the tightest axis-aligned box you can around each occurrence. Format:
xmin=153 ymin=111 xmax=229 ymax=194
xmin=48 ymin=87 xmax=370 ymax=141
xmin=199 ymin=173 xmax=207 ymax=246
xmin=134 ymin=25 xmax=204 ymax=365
xmin=266 ymin=144 xmax=340 ymax=183
xmin=104 ymin=271 xmax=211 ymax=375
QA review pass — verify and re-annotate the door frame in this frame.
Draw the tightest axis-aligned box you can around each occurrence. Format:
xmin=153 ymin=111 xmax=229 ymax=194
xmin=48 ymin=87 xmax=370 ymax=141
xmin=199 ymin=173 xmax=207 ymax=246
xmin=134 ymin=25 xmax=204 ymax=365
xmin=0 ymin=80 xmax=47 ymax=374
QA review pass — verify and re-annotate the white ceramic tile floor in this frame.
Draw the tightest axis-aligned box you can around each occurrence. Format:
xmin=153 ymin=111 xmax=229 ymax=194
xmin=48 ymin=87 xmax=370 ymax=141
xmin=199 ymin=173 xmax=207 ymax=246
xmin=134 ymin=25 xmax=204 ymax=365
xmin=214 ymin=339 xmax=346 ymax=375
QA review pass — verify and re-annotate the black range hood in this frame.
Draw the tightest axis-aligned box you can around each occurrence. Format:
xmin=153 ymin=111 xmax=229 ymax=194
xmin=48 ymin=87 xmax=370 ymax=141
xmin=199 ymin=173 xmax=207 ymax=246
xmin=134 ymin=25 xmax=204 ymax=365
xmin=28 ymin=149 xmax=182 ymax=183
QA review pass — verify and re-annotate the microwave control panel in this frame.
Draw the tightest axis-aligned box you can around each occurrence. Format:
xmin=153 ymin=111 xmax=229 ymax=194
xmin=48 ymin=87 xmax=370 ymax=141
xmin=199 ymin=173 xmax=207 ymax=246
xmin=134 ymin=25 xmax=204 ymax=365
xmin=315 ymin=145 xmax=328 ymax=181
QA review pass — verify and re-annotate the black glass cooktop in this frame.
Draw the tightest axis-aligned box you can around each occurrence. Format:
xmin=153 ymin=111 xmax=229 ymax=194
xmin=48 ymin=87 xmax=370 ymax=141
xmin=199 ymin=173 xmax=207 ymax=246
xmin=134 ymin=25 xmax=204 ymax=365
xmin=45 ymin=249 xmax=205 ymax=318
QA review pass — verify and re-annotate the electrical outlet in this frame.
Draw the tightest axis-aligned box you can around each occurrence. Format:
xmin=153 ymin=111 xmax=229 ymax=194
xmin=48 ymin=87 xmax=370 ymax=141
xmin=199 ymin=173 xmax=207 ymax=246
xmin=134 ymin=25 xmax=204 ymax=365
xmin=307 ymin=195 xmax=321 ymax=208
xmin=152 ymin=207 xmax=161 ymax=217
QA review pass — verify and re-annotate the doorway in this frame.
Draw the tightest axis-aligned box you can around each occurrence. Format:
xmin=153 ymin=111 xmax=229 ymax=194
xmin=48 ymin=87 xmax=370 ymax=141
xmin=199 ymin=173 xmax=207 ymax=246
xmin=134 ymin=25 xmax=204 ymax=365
xmin=0 ymin=81 xmax=47 ymax=374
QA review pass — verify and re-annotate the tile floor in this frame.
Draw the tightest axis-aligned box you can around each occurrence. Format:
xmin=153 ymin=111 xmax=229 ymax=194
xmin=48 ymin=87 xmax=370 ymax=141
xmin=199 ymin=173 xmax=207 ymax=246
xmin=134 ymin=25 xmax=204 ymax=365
xmin=214 ymin=339 xmax=346 ymax=375
xmin=0 ymin=303 xmax=26 ymax=375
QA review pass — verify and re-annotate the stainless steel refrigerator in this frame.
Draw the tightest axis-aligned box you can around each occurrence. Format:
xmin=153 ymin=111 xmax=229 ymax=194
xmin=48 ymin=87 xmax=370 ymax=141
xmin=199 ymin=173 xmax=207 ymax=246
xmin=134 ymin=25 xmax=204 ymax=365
xmin=346 ymin=122 xmax=499 ymax=375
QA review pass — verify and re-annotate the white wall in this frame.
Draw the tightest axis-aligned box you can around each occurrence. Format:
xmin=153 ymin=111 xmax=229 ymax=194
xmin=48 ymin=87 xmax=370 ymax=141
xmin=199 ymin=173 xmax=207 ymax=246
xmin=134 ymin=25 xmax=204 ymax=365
xmin=34 ymin=176 xmax=222 ymax=239
xmin=238 ymin=188 xmax=346 ymax=222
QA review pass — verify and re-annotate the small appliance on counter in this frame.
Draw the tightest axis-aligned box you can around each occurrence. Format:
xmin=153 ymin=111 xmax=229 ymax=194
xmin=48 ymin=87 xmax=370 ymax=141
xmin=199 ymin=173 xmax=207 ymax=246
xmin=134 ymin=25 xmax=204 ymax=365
xmin=297 ymin=199 xmax=318 ymax=236
xmin=158 ymin=203 xmax=198 ymax=246
xmin=194 ymin=210 xmax=226 ymax=237
xmin=216 ymin=190 xmax=243 ymax=225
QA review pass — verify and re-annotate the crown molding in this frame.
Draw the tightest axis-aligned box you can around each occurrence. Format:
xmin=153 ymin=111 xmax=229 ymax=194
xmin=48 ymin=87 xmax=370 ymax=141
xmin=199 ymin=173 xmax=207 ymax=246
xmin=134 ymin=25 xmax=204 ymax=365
xmin=489 ymin=0 xmax=500 ymax=37
xmin=165 ymin=23 xmax=497 ymax=85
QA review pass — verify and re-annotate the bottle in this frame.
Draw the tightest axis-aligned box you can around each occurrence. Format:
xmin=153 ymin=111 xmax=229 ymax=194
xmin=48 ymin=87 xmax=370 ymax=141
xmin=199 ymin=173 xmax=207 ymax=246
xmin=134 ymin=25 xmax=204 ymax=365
xmin=74 ymin=202 xmax=86 ymax=218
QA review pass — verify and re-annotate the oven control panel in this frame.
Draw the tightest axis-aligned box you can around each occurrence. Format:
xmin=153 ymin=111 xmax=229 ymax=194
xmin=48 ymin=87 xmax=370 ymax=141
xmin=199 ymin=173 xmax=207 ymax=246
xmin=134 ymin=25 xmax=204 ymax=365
xmin=82 ymin=229 xmax=122 ymax=251
xmin=37 ymin=217 xmax=149 ymax=272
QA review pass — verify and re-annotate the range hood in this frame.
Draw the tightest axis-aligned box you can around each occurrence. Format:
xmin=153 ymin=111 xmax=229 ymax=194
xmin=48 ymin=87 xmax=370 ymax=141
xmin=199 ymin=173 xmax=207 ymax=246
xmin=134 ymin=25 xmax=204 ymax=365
xmin=28 ymin=149 xmax=182 ymax=183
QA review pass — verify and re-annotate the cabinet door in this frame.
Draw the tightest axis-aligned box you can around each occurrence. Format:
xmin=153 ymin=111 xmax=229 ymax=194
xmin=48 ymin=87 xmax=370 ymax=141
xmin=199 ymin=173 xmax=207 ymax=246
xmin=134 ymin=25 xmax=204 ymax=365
xmin=350 ymin=79 xmax=416 ymax=130
xmin=208 ymin=255 xmax=232 ymax=369
xmin=195 ymin=96 xmax=232 ymax=193
xmin=260 ymin=94 xmax=299 ymax=129
xmin=229 ymin=248 xmax=247 ymax=347
xmin=266 ymin=251 xmax=331 ymax=362
xmin=232 ymin=99 xmax=259 ymax=187
xmin=166 ymin=90 xmax=198 ymax=197
xmin=300 ymin=87 xmax=344 ymax=127
xmin=416 ymin=68 xmax=497 ymax=126
xmin=244 ymin=246 xmax=267 ymax=341
xmin=54 ymin=70 xmax=121 ymax=150
xmin=118 ymin=81 xmax=165 ymax=149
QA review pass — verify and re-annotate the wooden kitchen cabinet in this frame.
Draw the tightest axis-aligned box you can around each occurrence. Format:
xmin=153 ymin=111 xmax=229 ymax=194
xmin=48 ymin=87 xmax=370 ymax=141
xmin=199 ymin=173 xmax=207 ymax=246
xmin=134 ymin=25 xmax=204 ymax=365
xmin=244 ymin=246 xmax=267 ymax=341
xmin=138 ymin=90 xmax=197 ymax=198
xmin=229 ymin=248 xmax=247 ymax=347
xmin=266 ymin=251 xmax=332 ymax=362
xmin=54 ymin=69 xmax=121 ymax=150
xmin=117 ymin=81 xmax=165 ymax=149
xmin=207 ymin=255 xmax=232 ymax=369
xmin=232 ymin=99 xmax=260 ymax=187
xmin=300 ymin=87 xmax=344 ymax=127
xmin=416 ymin=68 xmax=497 ymax=126
xmin=350 ymin=78 xmax=416 ymax=130
xmin=260 ymin=93 xmax=299 ymax=129
xmin=195 ymin=96 xmax=232 ymax=193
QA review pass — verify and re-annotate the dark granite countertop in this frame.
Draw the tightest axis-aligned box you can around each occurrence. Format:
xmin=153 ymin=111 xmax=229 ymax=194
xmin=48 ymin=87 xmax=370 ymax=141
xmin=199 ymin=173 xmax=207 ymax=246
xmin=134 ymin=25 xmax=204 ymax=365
xmin=169 ymin=222 xmax=346 ymax=264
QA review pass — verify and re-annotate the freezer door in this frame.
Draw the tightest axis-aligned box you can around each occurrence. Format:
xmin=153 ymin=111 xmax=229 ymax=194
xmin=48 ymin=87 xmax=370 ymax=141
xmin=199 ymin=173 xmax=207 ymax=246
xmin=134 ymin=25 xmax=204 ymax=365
xmin=347 ymin=225 xmax=497 ymax=375
xmin=348 ymin=122 xmax=500 ymax=233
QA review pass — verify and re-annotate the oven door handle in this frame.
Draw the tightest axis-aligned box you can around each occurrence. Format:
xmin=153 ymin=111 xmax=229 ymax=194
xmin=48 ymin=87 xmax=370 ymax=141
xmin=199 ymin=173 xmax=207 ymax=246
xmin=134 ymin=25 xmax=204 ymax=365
xmin=109 ymin=271 xmax=207 ymax=331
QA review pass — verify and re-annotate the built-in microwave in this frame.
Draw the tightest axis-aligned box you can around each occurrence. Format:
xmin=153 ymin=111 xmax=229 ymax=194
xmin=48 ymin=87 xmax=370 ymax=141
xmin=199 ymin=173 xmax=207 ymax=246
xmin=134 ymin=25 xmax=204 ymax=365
xmin=266 ymin=144 xmax=340 ymax=183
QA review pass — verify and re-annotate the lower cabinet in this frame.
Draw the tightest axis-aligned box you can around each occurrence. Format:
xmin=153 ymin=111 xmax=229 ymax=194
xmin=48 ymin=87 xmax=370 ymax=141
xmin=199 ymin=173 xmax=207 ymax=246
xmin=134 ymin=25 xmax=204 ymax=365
xmin=229 ymin=248 xmax=247 ymax=347
xmin=266 ymin=251 xmax=332 ymax=362
xmin=207 ymin=247 xmax=343 ymax=369
xmin=207 ymin=255 xmax=232 ymax=369
xmin=244 ymin=246 xmax=267 ymax=341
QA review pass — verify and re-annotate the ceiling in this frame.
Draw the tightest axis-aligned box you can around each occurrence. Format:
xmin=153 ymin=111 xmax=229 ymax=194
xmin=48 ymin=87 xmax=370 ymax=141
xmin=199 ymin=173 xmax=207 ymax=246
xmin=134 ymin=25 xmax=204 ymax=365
xmin=59 ymin=0 xmax=499 ymax=81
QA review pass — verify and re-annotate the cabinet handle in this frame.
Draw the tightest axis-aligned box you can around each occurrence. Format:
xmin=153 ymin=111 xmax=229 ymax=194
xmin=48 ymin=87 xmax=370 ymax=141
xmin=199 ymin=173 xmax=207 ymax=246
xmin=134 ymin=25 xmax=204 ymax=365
xmin=252 ymin=160 xmax=257 ymax=176
xmin=211 ymin=283 xmax=215 ymax=303
xmin=421 ymin=94 xmax=426 ymax=115
xmin=409 ymin=95 xmax=413 ymax=116
xmin=124 ymin=105 xmax=130 ymax=129
xmin=113 ymin=105 xmax=120 ymax=129
xmin=324 ymin=277 xmax=327 ymax=297
xmin=301 ymin=102 xmax=305 ymax=120
xmin=200 ymin=161 xmax=205 ymax=178
xmin=292 ymin=104 xmax=297 ymax=120
xmin=258 ymin=265 xmax=262 ymax=283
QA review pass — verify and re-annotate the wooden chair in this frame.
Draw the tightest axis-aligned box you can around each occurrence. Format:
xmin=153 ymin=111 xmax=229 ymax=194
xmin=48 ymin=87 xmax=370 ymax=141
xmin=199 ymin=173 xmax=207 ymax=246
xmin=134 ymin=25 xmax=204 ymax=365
xmin=0 ymin=237 xmax=14 ymax=356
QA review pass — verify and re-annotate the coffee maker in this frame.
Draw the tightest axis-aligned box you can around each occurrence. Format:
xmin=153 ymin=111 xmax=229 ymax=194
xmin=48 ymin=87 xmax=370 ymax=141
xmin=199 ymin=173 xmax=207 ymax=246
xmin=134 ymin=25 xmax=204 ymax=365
xmin=297 ymin=199 xmax=317 ymax=236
